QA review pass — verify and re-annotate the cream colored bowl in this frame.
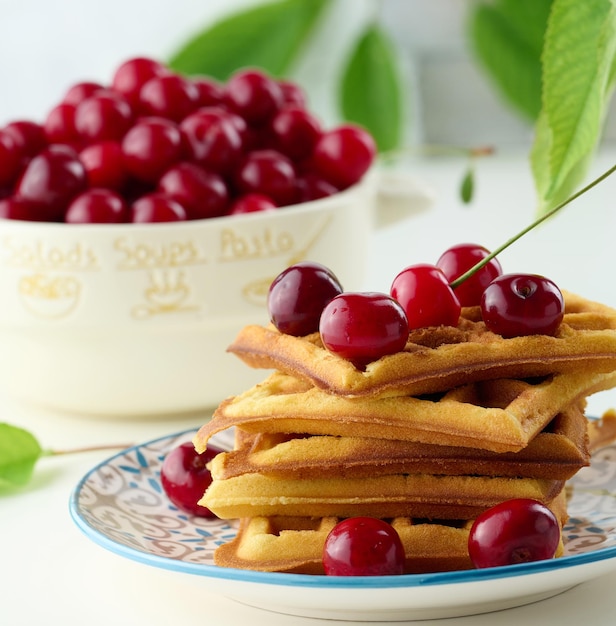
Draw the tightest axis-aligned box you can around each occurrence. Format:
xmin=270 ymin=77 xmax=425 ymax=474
xmin=0 ymin=169 xmax=431 ymax=416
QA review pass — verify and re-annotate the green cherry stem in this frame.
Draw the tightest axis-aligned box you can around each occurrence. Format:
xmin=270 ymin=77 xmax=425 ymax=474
xmin=42 ymin=442 xmax=133 ymax=457
xmin=450 ymin=162 xmax=616 ymax=289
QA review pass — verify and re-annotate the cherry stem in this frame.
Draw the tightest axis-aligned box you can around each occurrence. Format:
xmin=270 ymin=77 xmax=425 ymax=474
xmin=42 ymin=442 xmax=132 ymax=457
xmin=450 ymin=161 xmax=616 ymax=289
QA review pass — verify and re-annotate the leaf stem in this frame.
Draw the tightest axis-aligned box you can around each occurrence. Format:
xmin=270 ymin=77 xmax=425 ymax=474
xmin=450 ymin=161 xmax=616 ymax=289
xmin=42 ymin=442 xmax=133 ymax=457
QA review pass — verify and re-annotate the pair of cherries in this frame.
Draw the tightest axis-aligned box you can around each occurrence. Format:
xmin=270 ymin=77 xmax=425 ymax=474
xmin=322 ymin=499 xmax=560 ymax=575
xmin=267 ymin=243 xmax=565 ymax=368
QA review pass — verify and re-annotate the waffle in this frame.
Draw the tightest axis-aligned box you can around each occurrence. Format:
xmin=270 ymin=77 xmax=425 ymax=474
xmin=195 ymin=368 xmax=616 ymax=453
xmin=213 ymin=491 xmax=568 ymax=574
xmin=199 ymin=464 xmax=565 ymax=520
xmin=228 ymin=291 xmax=616 ymax=399
xmin=209 ymin=402 xmax=590 ymax=482
xmin=588 ymin=409 xmax=616 ymax=453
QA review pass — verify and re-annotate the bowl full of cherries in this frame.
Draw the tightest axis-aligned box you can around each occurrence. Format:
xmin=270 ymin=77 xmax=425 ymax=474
xmin=0 ymin=57 xmax=385 ymax=416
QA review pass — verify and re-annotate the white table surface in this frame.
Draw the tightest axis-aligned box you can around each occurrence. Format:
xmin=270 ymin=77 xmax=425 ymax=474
xmin=3 ymin=146 xmax=616 ymax=625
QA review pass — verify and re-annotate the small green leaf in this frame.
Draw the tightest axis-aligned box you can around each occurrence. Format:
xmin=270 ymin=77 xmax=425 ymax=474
xmin=460 ymin=168 xmax=475 ymax=204
xmin=0 ymin=423 xmax=43 ymax=487
xmin=532 ymin=0 xmax=616 ymax=214
xmin=468 ymin=0 xmax=553 ymax=121
xmin=339 ymin=23 xmax=405 ymax=152
xmin=168 ymin=0 xmax=330 ymax=80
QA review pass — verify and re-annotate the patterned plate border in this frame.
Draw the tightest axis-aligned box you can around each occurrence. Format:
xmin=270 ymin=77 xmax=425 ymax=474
xmin=69 ymin=429 xmax=616 ymax=589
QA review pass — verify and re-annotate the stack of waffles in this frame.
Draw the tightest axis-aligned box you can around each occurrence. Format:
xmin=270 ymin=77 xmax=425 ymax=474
xmin=194 ymin=290 xmax=616 ymax=574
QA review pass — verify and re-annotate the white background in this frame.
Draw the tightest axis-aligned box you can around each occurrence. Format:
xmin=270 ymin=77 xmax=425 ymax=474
xmin=0 ymin=0 xmax=536 ymax=146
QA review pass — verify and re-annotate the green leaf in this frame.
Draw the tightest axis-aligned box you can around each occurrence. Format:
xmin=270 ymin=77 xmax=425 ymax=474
xmin=0 ymin=423 xmax=43 ymax=487
xmin=468 ymin=0 xmax=553 ymax=120
xmin=168 ymin=0 xmax=330 ymax=80
xmin=460 ymin=167 xmax=475 ymax=204
xmin=531 ymin=0 xmax=616 ymax=215
xmin=339 ymin=23 xmax=404 ymax=152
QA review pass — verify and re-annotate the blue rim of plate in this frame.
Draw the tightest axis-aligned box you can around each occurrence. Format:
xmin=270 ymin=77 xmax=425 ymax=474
xmin=69 ymin=428 xmax=616 ymax=590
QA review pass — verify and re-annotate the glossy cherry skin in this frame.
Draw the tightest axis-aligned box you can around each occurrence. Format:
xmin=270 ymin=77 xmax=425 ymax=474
xmin=268 ymin=262 xmax=343 ymax=336
xmin=62 ymin=81 xmax=104 ymax=106
xmin=468 ymin=499 xmax=560 ymax=568
xmin=436 ymin=243 xmax=503 ymax=307
xmin=111 ymin=57 xmax=169 ymax=108
xmin=15 ymin=145 xmax=87 ymax=222
xmin=323 ymin=517 xmax=405 ymax=576
xmin=390 ymin=264 xmax=461 ymax=329
xmin=180 ymin=107 xmax=244 ymax=175
xmin=224 ymin=68 xmax=283 ymax=125
xmin=312 ymin=125 xmax=376 ymax=189
xmin=79 ymin=141 xmax=127 ymax=190
xmin=229 ymin=193 xmax=277 ymax=215
xmin=44 ymin=103 xmax=80 ymax=146
xmin=3 ymin=120 xmax=47 ymax=158
xmin=158 ymin=162 xmax=229 ymax=219
xmin=121 ymin=117 xmax=184 ymax=183
xmin=65 ymin=188 xmax=129 ymax=223
xmin=270 ymin=106 xmax=322 ymax=162
xmin=74 ymin=92 xmax=133 ymax=144
xmin=160 ymin=442 xmax=222 ymax=517
xmin=130 ymin=193 xmax=187 ymax=223
xmin=0 ymin=131 xmax=22 ymax=186
xmin=234 ymin=149 xmax=298 ymax=206
xmin=137 ymin=73 xmax=200 ymax=122
xmin=319 ymin=292 xmax=409 ymax=368
xmin=481 ymin=274 xmax=564 ymax=338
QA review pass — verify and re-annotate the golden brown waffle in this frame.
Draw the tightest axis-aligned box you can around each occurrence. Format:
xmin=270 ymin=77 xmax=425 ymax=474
xmin=228 ymin=291 xmax=616 ymax=399
xmin=588 ymin=409 xmax=616 ymax=453
xmin=196 ymin=369 xmax=616 ymax=453
xmin=199 ymin=465 xmax=565 ymax=520
xmin=213 ymin=492 xmax=568 ymax=574
xmin=209 ymin=402 xmax=589 ymax=482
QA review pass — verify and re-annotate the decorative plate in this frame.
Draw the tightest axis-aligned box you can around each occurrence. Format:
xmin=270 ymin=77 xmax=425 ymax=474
xmin=69 ymin=429 xmax=616 ymax=622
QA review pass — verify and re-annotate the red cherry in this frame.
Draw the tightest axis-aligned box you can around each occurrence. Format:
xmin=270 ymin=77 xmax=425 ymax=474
xmin=228 ymin=193 xmax=277 ymax=215
xmin=63 ymin=82 xmax=104 ymax=106
xmin=436 ymin=243 xmax=503 ymax=307
xmin=296 ymin=173 xmax=338 ymax=202
xmin=224 ymin=68 xmax=284 ymax=125
xmin=15 ymin=145 xmax=87 ymax=222
xmin=79 ymin=141 xmax=127 ymax=190
xmin=75 ymin=92 xmax=133 ymax=144
xmin=323 ymin=517 xmax=405 ymax=576
xmin=160 ymin=442 xmax=222 ymax=517
xmin=0 ymin=131 xmax=22 ymax=186
xmin=130 ymin=192 xmax=187 ymax=223
xmin=44 ymin=103 xmax=80 ymax=145
xmin=180 ymin=107 xmax=243 ymax=175
xmin=121 ymin=117 xmax=184 ymax=183
xmin=235 ymin=149 xmax=297 ymax=206
xmin=65 ymin=188 xmax=129 ymax=223
xmin=468 ymin=499 xmax=560 ymax=568
xmin=390 ymin=264 xmax=461 ymax=329
xmin=0 ymin=196 xmax=42 ymax=221
xmin=3 ymin=120 xmax=47 ymax=158
xmin=481 ymin=274 xmax=565 ymax=338
xmin=269 ymin=106 xmax=322 ymax=162
xmin=111 ymin=57 xmax=169 ymax=108
xmin=312 ymin=125 xmax=376 ymax=189
xmin=278 ymin=80 xmax=306 ymax=108
xmin=319 ymin=292 xmax=409 ymax=368
xmin=137 ymin=73 xmax=200 ymax=122
xmin=192 ymin=77 xmax=224 ymax=108
xmin=158 ymin=162 xmax=229 ymax=219
xmin=268 ymin=262 xmax=343 ymax=336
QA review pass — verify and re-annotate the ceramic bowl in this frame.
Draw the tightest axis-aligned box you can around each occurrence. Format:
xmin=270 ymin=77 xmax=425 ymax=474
xmin=0 ymin=168 xmax=432 ymax=416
